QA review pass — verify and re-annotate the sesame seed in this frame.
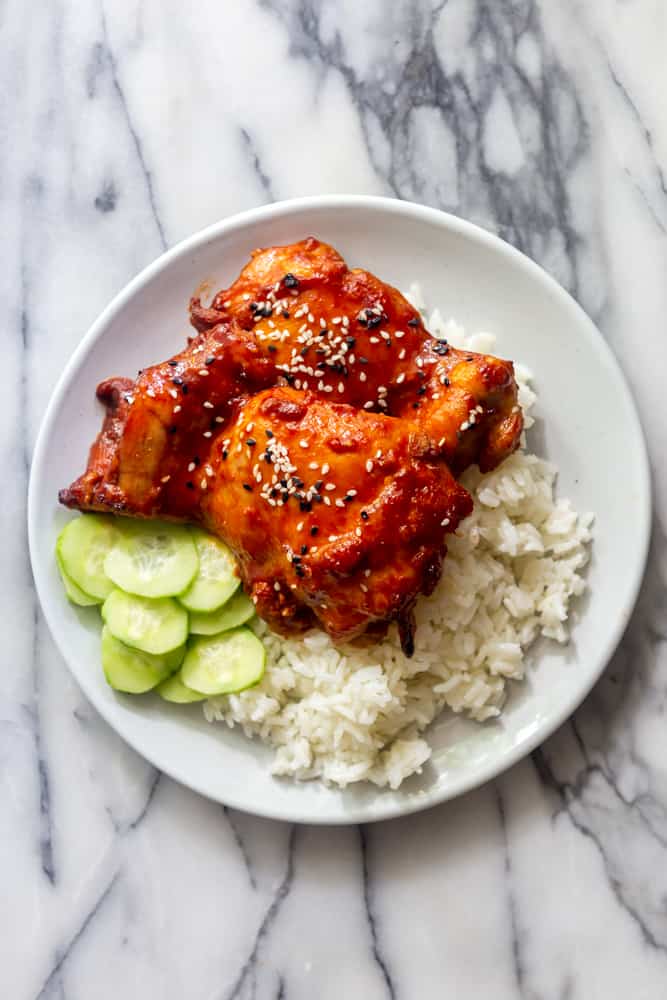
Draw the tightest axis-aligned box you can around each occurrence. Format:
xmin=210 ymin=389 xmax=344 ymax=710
xmin=360 ymin=511 xmax=369 ymax=522
xmin=369 ymin=336 xmax=379 ymax=344
xmin=338 ymin=382 xmax=345 ymax=393
xmin=296 ymin=521 xmax=303 ymax=532
xmin=203 ymin=431 xmax=212 ymax=438
xmin=360 ymin=583 xmax=368 ymax=593
xmin=299 ymin=439 xmax=308 ymax=448
xmin=202 ymin=401 xmax=214 ymax=409
xmin=146 ymin=388 xmax=156 ymax=398
xmin=160 ymin=475 xmax=170 ymax=483
xmin=198 ymin=369 xmax=210 ymax=376
xmin=243 ymin=293 xmax=251 ymax=301
xmin=325 ymin=483 xmax=336 ymax=492
xmin=205 ymin=464 xmax=214 ymax=476
xmin=319 ymin=318 xmax=326 ymax=329
xmin=441 ymin=517 xmax=450 ymax=527
xmin=200 ymin=478 xmax=208 ymax=490
xmin=321 ymin=463 xmax=330 ymax=475
xmin=364 ymin=568 xmax=371 ymax=577
xmin=359 ymin=372 xmax=367 ymax=382
xmin=323 ymin=496 xmax=331 ymax=506
xmin=395 ymin=330 xmax=405 ymax=339
xmin=363 ymin=401 xmax=374 ymax=409
xmin=169 ymin=388 xmax=178 ymax=399
xmin=246 ymin=422 xmax=254 ymax=432
xmin=246 ymin=438 xmax=256 ymax=446
xmin=215 ymin=416 xmax=224 ymax=423
xmin=398 ymin=348 xmax=406 ymax=360
xmin=416 ymin=358 xmax=423 ymax=368
xmin=438 ymin=437 xmax=446 ymax=447
xmin=243 ymin=483 xmax=253 ymax=492
xmin=396 ymin=373 xmax=405 ymax=384
xmin=365 ymin=460 xmax=373 ymax=473
xmin=335 ymin=499 xmax=345 ymax=508
xmin=274 ymin=581 xmax=281 ymax=592
xmin=355 ymin=527 xmax=362 ymax=537
xmin=328 ymin=535 xmax=337 ymax=542
xmin=173 ymin=405 xmax=182 ymax=413
xmin=223 ymin=299 xmax=231 ymax=308
xmin=460 ymin=421 xmax=470 ymax=432
xmin=332 ymin=317 xmax=341 ymax=325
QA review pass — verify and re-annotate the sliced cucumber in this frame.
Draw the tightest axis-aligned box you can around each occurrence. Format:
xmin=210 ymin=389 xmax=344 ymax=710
xmin=104 ymin=520 xmax=198 ymax=598
xmin=178 ymin=530 xmax=240 ymax=613
xmin=55 ymin=548 xmax=100 ymax=607
xmin=101 ymin=627 xmax=178 ymax=693
xmin=157 ymin=671 xmax=206 ymax=703
xmin=102 ymin=589 xmax=188 ymax=655
xmin=189 ymin=589 xmax=255 ymax=635
xmin=181 ymin=628 xmax=265 ymax=696
xmin=57 ymin=515 xmax=117 ymax=600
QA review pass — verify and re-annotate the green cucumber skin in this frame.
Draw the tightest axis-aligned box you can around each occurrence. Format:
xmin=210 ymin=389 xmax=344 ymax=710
xmin=57 ymin=516 xmax=117 ymax=600
xmin=55 ymin=548 xmax=100 ymax=607
xmin=181 ymin=627 xmax=266 ymax=696
xmin=101 ymin=627 xmax=174 ymax=694
xmin=102 ymin=590 xmax=189 ymax=656
xmin=189 ymin=590 xmax=255 ymax=635
xmin=177 ymin=530 xmax=240 ymax=613
xmin=104 ymin=520 xmax=199 ymax=598
xmin=157 ymin=671 xmax=206 ymax=703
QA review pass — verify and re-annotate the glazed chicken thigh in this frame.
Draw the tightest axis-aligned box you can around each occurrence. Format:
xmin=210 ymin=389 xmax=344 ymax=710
xmin=61 ymin=239 xmax=523 ymax=652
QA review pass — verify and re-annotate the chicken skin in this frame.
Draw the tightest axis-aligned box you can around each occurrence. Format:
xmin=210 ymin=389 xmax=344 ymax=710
xmin=60 ymin=239 xmax=523 ymax=653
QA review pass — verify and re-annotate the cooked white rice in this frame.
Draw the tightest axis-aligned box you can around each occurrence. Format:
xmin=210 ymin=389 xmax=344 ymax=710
xmin=204 ymin=288 xmax=593 ymax=789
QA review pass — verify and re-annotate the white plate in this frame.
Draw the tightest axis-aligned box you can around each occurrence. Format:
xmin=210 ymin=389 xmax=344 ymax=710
xmin=28 ymin=196 xmax=651 ymax=824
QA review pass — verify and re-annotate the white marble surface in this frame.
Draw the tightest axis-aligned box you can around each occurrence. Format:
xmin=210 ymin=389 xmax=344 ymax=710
xmin=3 ymin=1 xmax=667 ymax=996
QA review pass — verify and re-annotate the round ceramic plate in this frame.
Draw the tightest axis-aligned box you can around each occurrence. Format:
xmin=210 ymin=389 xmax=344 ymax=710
xmin=28 ymin=196 xmax=650 ymax=824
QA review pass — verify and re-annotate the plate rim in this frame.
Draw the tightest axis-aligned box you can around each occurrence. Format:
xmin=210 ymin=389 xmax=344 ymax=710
xmin=27 ymin=195 xmax=652 ymax=824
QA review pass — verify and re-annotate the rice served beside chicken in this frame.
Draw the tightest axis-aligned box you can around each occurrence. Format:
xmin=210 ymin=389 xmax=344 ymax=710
xmin=205 ymin=292 xmax=593 ymax=788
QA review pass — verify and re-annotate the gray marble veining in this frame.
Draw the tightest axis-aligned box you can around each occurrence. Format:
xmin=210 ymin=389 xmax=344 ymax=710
xmin=2 ymin=0 xmax=666 ymax=997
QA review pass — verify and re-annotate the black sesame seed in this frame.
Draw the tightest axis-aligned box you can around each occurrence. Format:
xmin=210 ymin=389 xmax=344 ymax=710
xmin=205 ymin=356 xmax=216 ymax=365
xmin=246 ymin=438 xmax=256 ymax=447
xmin=359 ymin=356 xmax=369 ymax=365
xmin=300 ymin=545 xmax=308 ymax=555
xmin=282 ymin=310 xmax=290 ymax=318
xmin=418 ymin=386 xmax=427 ymax=396
xmin=360 ymin=510 xmax=369 ymax=521
xmin=384 ymin=337 xmax=392 ymax=347
xmin=266 ymin=429 xmax=274 ymax=438
xmin=412 ymin=402 xmax=420 ymax=410
xmin=310 ymin=526 xmax=319 ymax=536
xmin=299 ymin=500 xmax=312 ymax=512
xmin=443 ymin=377 xmax=450 ymax=387
xmin=210 ymin=418 xmax=218 ymax=430
xmin=270 ymin=488 xmax=278 ymax=498
xmin=168 ymin=360 xmax=179 ymax=366
xmin=300 ymin=346 xmax=309 ymax=356
xmin=315 ymin=348 xmax=327 ymax=356
xmin=222 ymin=450 xmax=228 ymax=460
xmin=466 ymin=355 xmax=474 ymax=362
xmin=264 ymin=452 xmax=273 ymax=463
xmin=181 ymin=384 xmax=189 ymax=395
xmin=346 ymin=336 xmax=356 ymax=347
xmin=314 ymin=494 xmax=324 ymax=504
xmin=367 ymin=314 xmax=382 ymax=329
xmin=186 ymin=481 xmax=194 ymax=489
xmin=292 ymin=555 xmax=301 ymax=564
xmin=268 ymin=344 xmax=278 ymax=353
xmin=408 ymin=317 xmax=420 ymax=328
xmin=193 ymin=457 xmax=200 ymax=466
xmin=280 ymin=479 xmax=288 ymax=488
xmin=344 ymin=494 xmax=354 ymax=503
xmin=283 ymin=273 xmax=299 ymax=289
xmin=293 ymin=477 xmax=304 ymax=488
xmin=314 ymin=480 xmax=324 ymax=491
xmin=243 ymin=483 xmax=253 ymax=492
xmin=168 ymin=426 xmax=177 ymax=434
xmin=295 ymin=565 xmax=305 ymax=578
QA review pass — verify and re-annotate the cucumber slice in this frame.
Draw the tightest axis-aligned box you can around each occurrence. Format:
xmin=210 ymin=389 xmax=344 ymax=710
xmin=178 ymin=530 xmax=240 ymax=612
xmin=101 ymin=626 xmax=176 ymax=693
xmin=189 ymin=590 xmax=255 ymax=635
xmin=102 ymin=589 xmax=188 ymax=655
xmin=55 ymin=548 xmax=100 ymax=607
xmin=157 ymin=671 xmax=206 ymax=704
xmin=57 ymin=515 xmax=117 ymax=600
xmin=104 ymin=520 xmax=198 ymax=598
xmin=181 ymin=628 xmax=265 ymax=696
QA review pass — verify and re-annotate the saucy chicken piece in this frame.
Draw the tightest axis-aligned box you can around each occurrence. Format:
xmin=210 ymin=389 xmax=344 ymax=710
xmin=191 ymin=237 xmax=522 ymax=473
xmin=204 ymin=388 xmax=472 ymax=647
xmin=61 ymin=238 xmax=522 ymax=653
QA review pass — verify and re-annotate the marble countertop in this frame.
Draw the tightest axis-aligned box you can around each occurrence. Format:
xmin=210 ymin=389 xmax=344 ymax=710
xmin=4 ymin=1 xmax=666 ymax=997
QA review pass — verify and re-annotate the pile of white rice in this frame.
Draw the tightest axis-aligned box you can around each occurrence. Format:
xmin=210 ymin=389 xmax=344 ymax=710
xmin=205 ymin=288 xmax=593 ymax=789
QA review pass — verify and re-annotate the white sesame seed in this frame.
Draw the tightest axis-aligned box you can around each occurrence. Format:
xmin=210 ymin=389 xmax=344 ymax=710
xmin=169 ymin=388 xmax=178 ymax=399
xmin=335 ymin=498 xmax=345 ymax=508
xmin=359 ymin=372 xmax=367 ymax=382
xmin=188 ymin=462 xmax=196 ymax=472
xmin=223 ymin=299 xmax=231 ymax=308
xmin=308 ymin=313 xmax=315 ymax=323
xmin=416 ymin=358 xmax=423 ymax=368
xmin=332 ymin=317 xmax=341 ymax=325
xmin=173 ymin=405 xmax=182 ymax=413
xmin=363 ymin=401 xmax=374 ymax=409
xmin=308 ymin=461 xmax=319 ymax=470
xmin=160 ymin=475 xmax=170 ymax=483
xmin=242 ymin=293 xmax=250 ymax=301
xmin=396 ymin=373 xmax=405 ymax=384
xmin=438 ymin=437 xmax=446 ymax=447
xmin=321 ymin=463 xmax=330 ymax=475
xmin=296 ymin=521 xmax=303 ymax=532
xmin=460 ymin=421 xmax=469 ymax=431
xmin=364 ymin=568 xmax=371 ymax=577
xmin=349 ymin=354 xmax=355 ymax=364
xmin=200 ymin=478 xmax=208 ymax=490
xmin=146 ymin=388 xmax=155 ymax=398
xmin=328 ymin=535 xmax=338 ymax=542
xmin=320 ymin=318 xmax=327 ymax=329
xmin=366 ymin=460 xmax=373 ymax=473
xmin=369 ymin=336 xmax=379 ymax=344
xmin=205 ymin=464 xmax=214 ymax=476
xmin=324 ymin=496 xmax=331 ymax=506
xmin=441 ymin=517 xmax=450 ymax=527
xmin=198 ymin=369 xmax=210 ymax=376
xmin=299 ymin=439 xmax=308 ymax=448
xmin=360 ymin=583 xmax=368 ymax=593
xmin=355 ymin=527 xmax=362 ymax=537
xmin=274 ymin=581 xmax=281 ymax=592
xmin=338 ymin=382 xmax=344 ymax=394
xmin=376 ymin=450 xmax=382 ymax=459
xmin=215 ymin=416 xmax=224 ymax=423
xmin=342 ymin=316 xmax=350 ymax=327
xmin=395 ymin=330 xmax=405 ymax=339
xmin=246 ymin=423 xmax=254 ymax=432
xmin=203 ymin=431 xmax=212 ymax=438
xmin=399 ymin=348 xmax=406 ymax=360
xmin=325 ymin=483 xmax=336 ymax=491
xmin=203 ymin=401 xmax=214 ymax=409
